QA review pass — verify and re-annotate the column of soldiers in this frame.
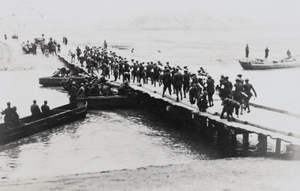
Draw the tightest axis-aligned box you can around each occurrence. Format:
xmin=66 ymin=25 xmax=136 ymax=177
xmin=60 ymin=44 xmax=257 ymax=122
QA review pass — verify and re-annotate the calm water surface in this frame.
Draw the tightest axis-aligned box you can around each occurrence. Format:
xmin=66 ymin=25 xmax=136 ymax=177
xmin=0 ymin=61 xmax=214 ymax=180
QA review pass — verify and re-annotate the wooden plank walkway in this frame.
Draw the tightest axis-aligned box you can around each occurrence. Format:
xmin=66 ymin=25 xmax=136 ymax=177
xmin=57 ymin=47 xmax=300 ymax=154
xmin=118 ymin=81 xmax=300 ymax=145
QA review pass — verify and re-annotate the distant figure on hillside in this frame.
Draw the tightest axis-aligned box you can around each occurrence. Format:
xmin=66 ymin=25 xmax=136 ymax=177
xmin=287 ymin=49 xmax=292 ymax=58
xmin=245 ymin=44 xmax=249 ymax=58
xmin=31 ymin=100 xmax=41 ymax=119
xmin=41 ymin=100 xmax=51 ymax=117
xmin=265 ymin=47 xmax=269 ymax=59
xmin=4 ymin=34 xmax=7 ymax=40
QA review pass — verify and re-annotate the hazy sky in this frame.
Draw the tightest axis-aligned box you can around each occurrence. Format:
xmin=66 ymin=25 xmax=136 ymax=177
xmin=1 ymin=0 xmax=300 ymax=29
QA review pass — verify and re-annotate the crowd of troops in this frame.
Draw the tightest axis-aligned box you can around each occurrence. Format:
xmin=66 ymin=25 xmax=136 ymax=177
xmin=217 ymin=74 xmax=257 ymax=121
xmin=0 ymin=42 xmax=258 ymax=128
xmin=22 ymin=36 xmax=61 ymax=57
xmin=63 ymin=45 xmax=258 ymax=121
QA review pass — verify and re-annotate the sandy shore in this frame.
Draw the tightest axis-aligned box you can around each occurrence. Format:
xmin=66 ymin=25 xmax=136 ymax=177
xmin=1 ymin=157 xmax=300 ymax=191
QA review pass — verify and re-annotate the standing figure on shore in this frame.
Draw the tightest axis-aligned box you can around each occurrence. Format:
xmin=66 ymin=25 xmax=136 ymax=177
xmin=265 ymin=47 xmax=269 ymax=59
xmin=31 ymin=100 xmax=41 ymax=119
xmin=245 ymin=44 xmax=249 ymax=58
xmin=243 ymin=78 xmax=257 ymax=113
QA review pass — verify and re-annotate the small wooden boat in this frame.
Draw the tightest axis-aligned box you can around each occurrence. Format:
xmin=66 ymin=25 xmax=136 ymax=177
xmin=39 ymin=76 xmax=86 ymax=86
xmin=0 ymin=101 xmax=87 ymax=145
xmin=84 ymin=93 xmax=139 ymax=110
xmin=239 ymin=57 xmax=300 ymax=70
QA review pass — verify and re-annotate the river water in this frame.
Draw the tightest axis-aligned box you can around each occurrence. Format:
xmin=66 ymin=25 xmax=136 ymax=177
xmin=0 ymin=50 xmax=215 ymax=180
xmin=0 ymin=28 xmax=300 ymax=182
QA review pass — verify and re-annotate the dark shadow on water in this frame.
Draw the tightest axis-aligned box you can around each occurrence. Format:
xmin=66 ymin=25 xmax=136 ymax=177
xmin=0 ymin=118 xmax=87 ymax=153
xmin=115 ymin=108 xmax=300 ymax=160
xmin=114 ymin=108 xmax=238 ymax=160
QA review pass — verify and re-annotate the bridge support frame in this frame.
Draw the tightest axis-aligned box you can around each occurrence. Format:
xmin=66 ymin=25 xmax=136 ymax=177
xmin=276 ymin=138 xmax=281 ymax=156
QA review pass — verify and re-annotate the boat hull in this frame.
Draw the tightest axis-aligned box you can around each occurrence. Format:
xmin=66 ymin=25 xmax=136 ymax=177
xmin=39 ymin=76 xmax=86 ymax=86
xmin=239 ymin=58 xmax=300 ymax=70
xmin=84 ymin=94 xmax=139 ymax=110
xmin=0 ymin=102 xmax=87 ymax=145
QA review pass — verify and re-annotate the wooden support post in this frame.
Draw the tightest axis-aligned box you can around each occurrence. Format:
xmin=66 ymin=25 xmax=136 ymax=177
xmin=230 ymin=129 xmax=237 ymax=146
xmin=205 ymin=119 xmax=214 ymax=140
xmin=202 ymin=117 xmax=207 ymax=129
xmin=276 ymin=138 xmax=281 ymax=156
xmin=217 ymin=124 xmax=230 ymax=145
xmin=243 ymin=132 xmax=249 ymax=156
xmin=258 ymin=134 xmax=268 ymax=155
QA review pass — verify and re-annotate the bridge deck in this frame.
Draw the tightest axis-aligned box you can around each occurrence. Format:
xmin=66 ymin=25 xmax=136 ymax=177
xmin=58 ymin=50 xmax=300 ymax=147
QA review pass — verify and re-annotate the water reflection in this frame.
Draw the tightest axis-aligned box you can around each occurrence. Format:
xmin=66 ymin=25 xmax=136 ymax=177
xmin=1 ymin=107 xmax=234 ymax=179
xmin=0 ymin=103 xmax=293 ymax=180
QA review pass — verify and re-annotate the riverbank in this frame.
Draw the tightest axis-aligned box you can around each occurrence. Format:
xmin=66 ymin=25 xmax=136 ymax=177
xmin=1 ymin=157 xmax=300 ymax=191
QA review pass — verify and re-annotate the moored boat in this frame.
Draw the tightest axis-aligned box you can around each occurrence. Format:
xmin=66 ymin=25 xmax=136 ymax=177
xmin=0 ymin=101 xmax=87 ymax=145
xmin=239 ymin=57 xmax=300 ymax=70
xmin=39 ymin=76 xmax=86 ymax=86
xmin=84 ymin=94 xmax=139 ymax=110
